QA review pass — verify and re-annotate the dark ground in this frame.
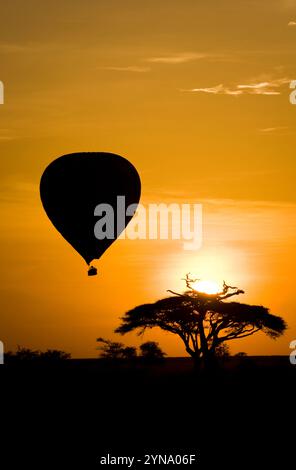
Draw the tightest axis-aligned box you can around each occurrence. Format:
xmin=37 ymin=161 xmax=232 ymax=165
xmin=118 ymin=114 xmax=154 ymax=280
xmin=1 ymin=356 xmax=295 ymax=468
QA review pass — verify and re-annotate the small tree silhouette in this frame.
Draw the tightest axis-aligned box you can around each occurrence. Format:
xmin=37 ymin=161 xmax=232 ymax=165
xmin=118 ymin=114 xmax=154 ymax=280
xmin=96 ymin=337 xmax=137 ymax=360
xmin=140 ymin=341 xmax=166 ymax=362
xmin=40 ymin=349 xmax=71 ymax=361
xmin=215 ymin=342 xmax=230 ymax=359
xmin=123 ymin=346 xmax=138 ymax=360
xmin=13 ymin=346 xmax=40 ymax=361
xmin=116 ymin=274 xmax=286 ymax=370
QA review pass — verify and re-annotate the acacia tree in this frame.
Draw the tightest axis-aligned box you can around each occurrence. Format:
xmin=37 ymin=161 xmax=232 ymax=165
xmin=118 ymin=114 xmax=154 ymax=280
xmin=116 ymin=274 xmax=286 ymax=370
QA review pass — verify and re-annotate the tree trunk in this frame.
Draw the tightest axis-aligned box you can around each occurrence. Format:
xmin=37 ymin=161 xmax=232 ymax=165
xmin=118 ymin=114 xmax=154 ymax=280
xmin=202 ymin=350 xmax=219 ymax=374
xmin=189 ymin=352 xmax=202 ymax=372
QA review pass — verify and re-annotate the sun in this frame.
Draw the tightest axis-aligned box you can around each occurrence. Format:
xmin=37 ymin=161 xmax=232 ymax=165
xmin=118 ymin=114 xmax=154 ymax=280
xmin=192 ymin=279 xmax=221 ymax=295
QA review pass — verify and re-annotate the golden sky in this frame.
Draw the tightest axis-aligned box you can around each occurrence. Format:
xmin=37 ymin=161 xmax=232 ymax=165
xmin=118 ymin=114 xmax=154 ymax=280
xmin=1 ymin=0 xmax=296 ymax=357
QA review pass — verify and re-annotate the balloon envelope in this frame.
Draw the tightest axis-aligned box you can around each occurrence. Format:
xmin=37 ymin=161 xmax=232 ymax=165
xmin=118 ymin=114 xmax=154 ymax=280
xmin=40 ymin=152 xmax=141 ymax=265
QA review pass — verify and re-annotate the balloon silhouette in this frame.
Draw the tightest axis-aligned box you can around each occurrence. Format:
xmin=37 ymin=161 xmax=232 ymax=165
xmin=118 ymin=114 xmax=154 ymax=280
xmin=40 ymin=152 xmax=141 ymax=275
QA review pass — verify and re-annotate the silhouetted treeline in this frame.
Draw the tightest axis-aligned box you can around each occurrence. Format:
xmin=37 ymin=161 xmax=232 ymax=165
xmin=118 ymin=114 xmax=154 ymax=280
xmin=96 ymin=338 xmax=166 ymax=362
xmin=5 ymin=346 xmax=71 ymax=364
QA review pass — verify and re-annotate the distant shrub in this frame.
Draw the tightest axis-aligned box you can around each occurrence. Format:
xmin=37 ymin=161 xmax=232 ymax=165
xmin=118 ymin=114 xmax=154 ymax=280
xmin=39 ymin=349 xmax=71 ymax=361
xmin=235 ymin=352 xmax=248 ymax=358
xmin=215 ymin=343 xmax=230 ymax=359
xmin=139 ymin=341 xmax=166 ymax=362
xmin=5 ymin=346 xmax=71 ymax=363
xmin=96 ymin=337 xmax=137 ymax=360
xmin=96 ymin=338 xmax=167 ymax=363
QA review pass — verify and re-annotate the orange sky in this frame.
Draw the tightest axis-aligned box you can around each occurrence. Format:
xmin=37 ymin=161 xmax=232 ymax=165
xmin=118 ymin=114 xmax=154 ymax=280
xmin=0 ymin=0 xmax=296 ymax=357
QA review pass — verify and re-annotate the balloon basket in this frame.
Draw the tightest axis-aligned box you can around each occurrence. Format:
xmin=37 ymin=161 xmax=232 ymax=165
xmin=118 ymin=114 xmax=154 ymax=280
xmin=88 ymin=266 xmax=98 ymax=276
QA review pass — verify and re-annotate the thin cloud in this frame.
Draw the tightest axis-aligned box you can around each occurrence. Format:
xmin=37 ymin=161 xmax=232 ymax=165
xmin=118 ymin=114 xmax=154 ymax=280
xmin=0 ymin=179 xmax=37 ymax=204
xmin=0 ymin=129 xmax=18 ymax=141
xmin=146 ymin=52 xmax=208 ymax=64
xmin=237 ymin=82 xmax=271 ymax=89
xmin=0 ymin=136 xmax=16 ymax=141
xmin=183 ymin=84 xmax=243 ymax=95
xmin=99 ymin=65 xmax=150 ymax=73
xmin=258 ymin=126 xmax=291 ymax=135
xmin=183 ymin=77 xmax=290 ymax=96
xmin=0 ymin=42 xmax=79 ymax=55
xmin=0 ymin=43 xmax=29 ymax=53
xmin=259 ymin=127 xmax=284 ymax=132
xmin=288 ymin=20 xmax=296 ymax=26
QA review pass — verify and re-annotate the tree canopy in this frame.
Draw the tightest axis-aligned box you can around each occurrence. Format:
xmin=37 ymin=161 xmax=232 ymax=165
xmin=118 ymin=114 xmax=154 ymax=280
xmin=116 ymin=274 xmax=286 ymax=369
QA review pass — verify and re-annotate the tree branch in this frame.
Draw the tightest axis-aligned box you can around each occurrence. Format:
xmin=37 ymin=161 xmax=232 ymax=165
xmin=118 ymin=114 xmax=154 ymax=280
xmin=218 ymin=327 xmax=261 ymax=341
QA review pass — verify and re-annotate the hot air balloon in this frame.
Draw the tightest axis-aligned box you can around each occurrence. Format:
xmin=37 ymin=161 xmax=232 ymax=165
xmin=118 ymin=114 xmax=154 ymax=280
xmin=40 ymin=152 xmax=141 ymax=275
